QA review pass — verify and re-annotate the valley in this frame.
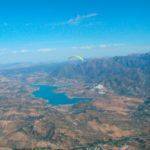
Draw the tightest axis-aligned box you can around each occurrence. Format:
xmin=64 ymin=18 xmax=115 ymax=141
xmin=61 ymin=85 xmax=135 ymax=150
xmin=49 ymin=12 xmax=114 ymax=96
xmin=0 ymin=53 xmax=149 ymax=149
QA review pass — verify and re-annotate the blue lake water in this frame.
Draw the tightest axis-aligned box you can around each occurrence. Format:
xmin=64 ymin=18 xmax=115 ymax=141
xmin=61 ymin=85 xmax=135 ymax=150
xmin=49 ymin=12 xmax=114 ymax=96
xmin=33 ymin=85 xmax=91 ymax=105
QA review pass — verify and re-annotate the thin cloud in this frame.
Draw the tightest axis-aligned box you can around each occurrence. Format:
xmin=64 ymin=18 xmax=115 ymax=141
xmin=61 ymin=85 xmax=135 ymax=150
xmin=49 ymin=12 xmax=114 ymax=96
xmin=72 ymin=45 xmax=94 ymax=50
xmin=99 ymin=43 xmax=125 ymax=48
xmin=20 ymin=49 xmax=28 ymax=53
xmin=71 ymin=43 xmax=125 ymax=50
xmin=10 ymin=48 xmax=54 ymax=54
xmin=99 ymin=44 xmax=108 ymax=48
xmin=0 ymin=13 xmax=98 ymax=31
xmin=37 ymin=48 xmax=54 ymax=52
xmin=67 ymin=13 xmax=98 ymax=25
xmin=11 ymin=49 xmax=29 ymax=54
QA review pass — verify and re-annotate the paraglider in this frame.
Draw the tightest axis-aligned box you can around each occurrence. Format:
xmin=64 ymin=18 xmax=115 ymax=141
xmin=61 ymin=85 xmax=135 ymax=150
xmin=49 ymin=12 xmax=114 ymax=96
xmin=68 ymin=55 xmax=84 ymax=62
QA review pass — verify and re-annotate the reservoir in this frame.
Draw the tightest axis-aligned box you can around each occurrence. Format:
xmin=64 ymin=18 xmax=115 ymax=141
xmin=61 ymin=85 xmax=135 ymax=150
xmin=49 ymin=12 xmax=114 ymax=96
xmin=33 ymin=85 xmax=91 ymax=105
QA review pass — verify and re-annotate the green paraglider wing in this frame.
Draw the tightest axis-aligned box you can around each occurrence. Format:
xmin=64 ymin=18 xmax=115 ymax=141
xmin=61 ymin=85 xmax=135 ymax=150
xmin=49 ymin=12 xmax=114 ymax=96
xmin=68 ymin=55 xmax=84 ymax=61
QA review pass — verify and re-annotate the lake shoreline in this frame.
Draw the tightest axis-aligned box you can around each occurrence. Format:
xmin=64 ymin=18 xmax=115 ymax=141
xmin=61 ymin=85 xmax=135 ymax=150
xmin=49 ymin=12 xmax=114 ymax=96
xmin=32 ymin=84 xmax=91 ymax=106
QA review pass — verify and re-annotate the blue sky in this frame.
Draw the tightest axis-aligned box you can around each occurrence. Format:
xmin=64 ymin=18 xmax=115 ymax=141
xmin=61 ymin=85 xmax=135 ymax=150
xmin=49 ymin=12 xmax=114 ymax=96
xmin=0 ymin=0 xmax=149 ymax=63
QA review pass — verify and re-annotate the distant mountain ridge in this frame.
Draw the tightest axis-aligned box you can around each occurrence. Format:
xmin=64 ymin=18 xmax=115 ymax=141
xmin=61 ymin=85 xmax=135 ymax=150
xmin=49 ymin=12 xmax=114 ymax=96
xmin=1 ymin=52 xmax=150 ymax=98
xmin=48 ymin=52 xmax=150 ymax=98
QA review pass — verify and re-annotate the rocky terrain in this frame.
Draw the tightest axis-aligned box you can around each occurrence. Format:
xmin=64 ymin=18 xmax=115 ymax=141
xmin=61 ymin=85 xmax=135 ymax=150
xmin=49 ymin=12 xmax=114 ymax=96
xmin=0 ymin=53 xmax=149 ymax=149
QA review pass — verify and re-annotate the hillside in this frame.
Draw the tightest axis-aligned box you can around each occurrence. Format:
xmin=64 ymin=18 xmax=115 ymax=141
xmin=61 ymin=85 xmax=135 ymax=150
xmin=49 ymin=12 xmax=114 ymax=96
xmin=51 ymin=53 xmax=150 ymax=98
xmin=2 ymin=52 xmax=149 ymax=98
xmin=0 ymin=53 xmax=149 ymax=149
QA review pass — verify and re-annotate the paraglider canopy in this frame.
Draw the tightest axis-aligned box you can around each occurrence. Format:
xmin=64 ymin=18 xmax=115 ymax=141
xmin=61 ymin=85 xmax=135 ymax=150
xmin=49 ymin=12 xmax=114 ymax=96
xmin=68 ymin=55 xmax=84 ymax=62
